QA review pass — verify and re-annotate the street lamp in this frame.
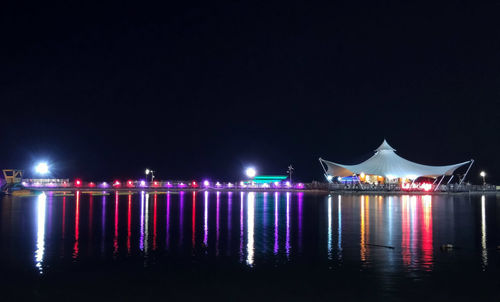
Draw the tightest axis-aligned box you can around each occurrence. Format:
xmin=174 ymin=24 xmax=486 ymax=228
xmin=145 ymin=168 xmax=155 ymax=182
xmin=34 ymin=162 xmax=49 ymax=175
xmin=480 ymin=171 xmax=486 ymax=185
xmin=245 ymin=167 xmax=256 ymax=178
xmin=286 ymin=165 xmax=294 ymax=183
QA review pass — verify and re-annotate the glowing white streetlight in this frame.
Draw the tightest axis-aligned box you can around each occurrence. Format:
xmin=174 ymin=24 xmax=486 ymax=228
xmin=35 ymin=162 xmax=49 ymax=175
xmin=145 ymin=168 xmax=154 ymax=182
xmin=480 ymin=171 xmax=486 ymax=185
xmin=245 ymin=167 xmax=257 ymax=178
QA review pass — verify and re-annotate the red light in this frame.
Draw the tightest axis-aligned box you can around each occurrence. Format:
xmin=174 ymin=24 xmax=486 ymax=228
xmin=153 ymin=181 xmax=159 ymax=187
xmin=126 ymin=180 xmax=134 ymax=187
xmin=74 ymin=179 xmax=82 ymax=187
xmin=191 ymin=181 xmax=198 ymax=188
xmin=113 ymin=180 xmax=121 ymax=187
xmin=88 ymin=182 xmax=96 ymax=187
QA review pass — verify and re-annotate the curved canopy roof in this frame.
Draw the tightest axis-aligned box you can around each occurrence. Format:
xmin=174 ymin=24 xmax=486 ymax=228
xmin=320 ymin=140 xmax=470 ymax=179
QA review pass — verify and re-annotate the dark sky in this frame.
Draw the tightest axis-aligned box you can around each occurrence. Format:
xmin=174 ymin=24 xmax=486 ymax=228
xmin=1 ymin=1 xmax=499 ymax=183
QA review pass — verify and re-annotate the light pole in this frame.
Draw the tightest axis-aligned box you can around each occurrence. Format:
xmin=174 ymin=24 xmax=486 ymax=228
xmin=480 ymin=171 xmax=486 ymax=185
xmin=145 ymin=169 xmax=155 ymax=182
xmin=286 ymin=165 xmax=294 ymax=183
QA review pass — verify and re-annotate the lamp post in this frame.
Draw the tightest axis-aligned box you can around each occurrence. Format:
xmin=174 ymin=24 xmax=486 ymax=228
xmin=286 ymin=165 xmax=294 ymax=183
xmin=480 ymin=171 xmax=486 ymax=185
xmin=145 ymin=169 xmax=155 ymax=182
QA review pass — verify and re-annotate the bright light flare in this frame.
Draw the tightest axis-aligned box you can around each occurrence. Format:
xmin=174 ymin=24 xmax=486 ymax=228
xmin=35 ymin=162 xmax=49 ymax=175
xmin=245 ymin=167 xmax=257 ymax=178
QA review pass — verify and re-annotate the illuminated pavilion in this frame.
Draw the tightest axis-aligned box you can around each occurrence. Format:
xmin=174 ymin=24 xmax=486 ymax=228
xmin=319 ymin=140 xmax=473 ymax=185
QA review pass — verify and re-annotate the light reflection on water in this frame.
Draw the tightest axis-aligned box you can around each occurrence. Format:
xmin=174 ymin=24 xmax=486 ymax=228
xmin=0 ymin=192 xmax=493 ymax=274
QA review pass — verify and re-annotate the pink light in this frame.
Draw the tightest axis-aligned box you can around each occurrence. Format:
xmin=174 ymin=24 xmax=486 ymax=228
xmin=88 ymin=182 xmax=96 ymax=187
xmin=126 ymin=180 xmax=134 ymax=188
xmin=153 ymin=181 xmax=159 ymax=187
xmin=113 ymin=180 xmax=121 ymax=187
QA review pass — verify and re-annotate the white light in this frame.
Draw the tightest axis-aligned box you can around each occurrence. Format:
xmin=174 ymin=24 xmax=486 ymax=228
xmin=145 ymin=169 xmax=150 ymax=175
xmin=326 ymin=175 xmax=333 ymax=181
xmin=35 ymin=162 xmax=49 ymax=175
xmin=480 ymin=171 xmax=486 ymax=177
xmin=245 ymin=167 xmax=257 ymax=178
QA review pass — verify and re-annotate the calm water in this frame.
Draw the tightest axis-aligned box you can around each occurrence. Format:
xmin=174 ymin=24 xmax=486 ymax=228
xmin=0 ymin=191 xmax=499 ymax=301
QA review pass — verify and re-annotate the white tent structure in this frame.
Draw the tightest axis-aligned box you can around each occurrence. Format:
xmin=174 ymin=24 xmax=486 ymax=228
xmin=319 ymin=140 xmax=473 ymax=185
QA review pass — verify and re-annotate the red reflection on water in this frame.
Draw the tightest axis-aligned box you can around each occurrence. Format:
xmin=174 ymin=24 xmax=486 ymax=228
xmin=73 ymin=191 xmax=80 ymax=260
xmin=192 ymin=192 xmax=196 ymax=248
xmin=127 ymin=194 xmax=132 ymax=254
xmin=88 ymin=194 xmax=93 ymax=253
xmin=421 ymin=195 xmax=433 ymax=270
xmin=62 ymin=196 xmax=66 ymax=239
xmin=153 ymin=193 xmax=157 ymax=251
xmin=113 ymin=191 xmax=119 ymax=257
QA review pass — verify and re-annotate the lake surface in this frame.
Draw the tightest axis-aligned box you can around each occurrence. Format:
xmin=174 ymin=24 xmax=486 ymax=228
xmin=0 ymin=191 xmax=499 ymax=301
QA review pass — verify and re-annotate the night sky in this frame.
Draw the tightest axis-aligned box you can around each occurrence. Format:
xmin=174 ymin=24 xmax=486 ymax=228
xmin=1 ymin=2 xmax=499 ymax=183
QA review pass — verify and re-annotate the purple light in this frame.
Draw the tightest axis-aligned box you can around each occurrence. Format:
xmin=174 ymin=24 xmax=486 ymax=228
xmin=165 ymin=182 xmax=173 ymax=188
xmin=296 ymin=183 xmax=304 ymax=189
xmin=227 ymin=182 xmax=234 ymax=188
xmin=215 ymin=182 xmax=221 ymax=187
xmin=262 ymin=183 xmax=269 ymax=188
xmin=178 ymin=183 xmax=187 ymax=188
xmin=285 ymin=181 xmax=291 ymax=187
xmin=100 ymin=182 xmax=109 ymax=188
xmin=203 ymin=180 xmax=210 ymax=187
xmin=274 ymin=181 xmax=280 ymax=188
xmin=139 ymin=180 xmax=147 ymax=187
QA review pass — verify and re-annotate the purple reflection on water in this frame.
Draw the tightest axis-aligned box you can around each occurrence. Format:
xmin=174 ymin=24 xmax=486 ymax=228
xmin=139 ymin=191 xmax=145 ymax=251
xmin=240 ymin=192 xmax=244 ymax=262
xmin=227 ymin=192 xmax=232 ymax=255
xmin=204 ymin=191 xmax=208 ymax=246
xmin=298 ymin=192 xmax=303 ymax=253
xmin=166 ymin=193 xmax=170 ymax=249
xmin=179 ymin=191 xmax=184 ymax=248
xmin=216 ymin=191 xmax=220 ymax=256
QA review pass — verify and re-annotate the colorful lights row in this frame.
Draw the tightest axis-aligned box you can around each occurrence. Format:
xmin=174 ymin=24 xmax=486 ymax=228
xmin=24 ymin=179 xmax=305 ymax=189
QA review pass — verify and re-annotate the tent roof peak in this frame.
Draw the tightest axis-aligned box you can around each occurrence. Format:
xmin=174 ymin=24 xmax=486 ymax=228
xmin=375 ymin=139 xmax=396 ymax=152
